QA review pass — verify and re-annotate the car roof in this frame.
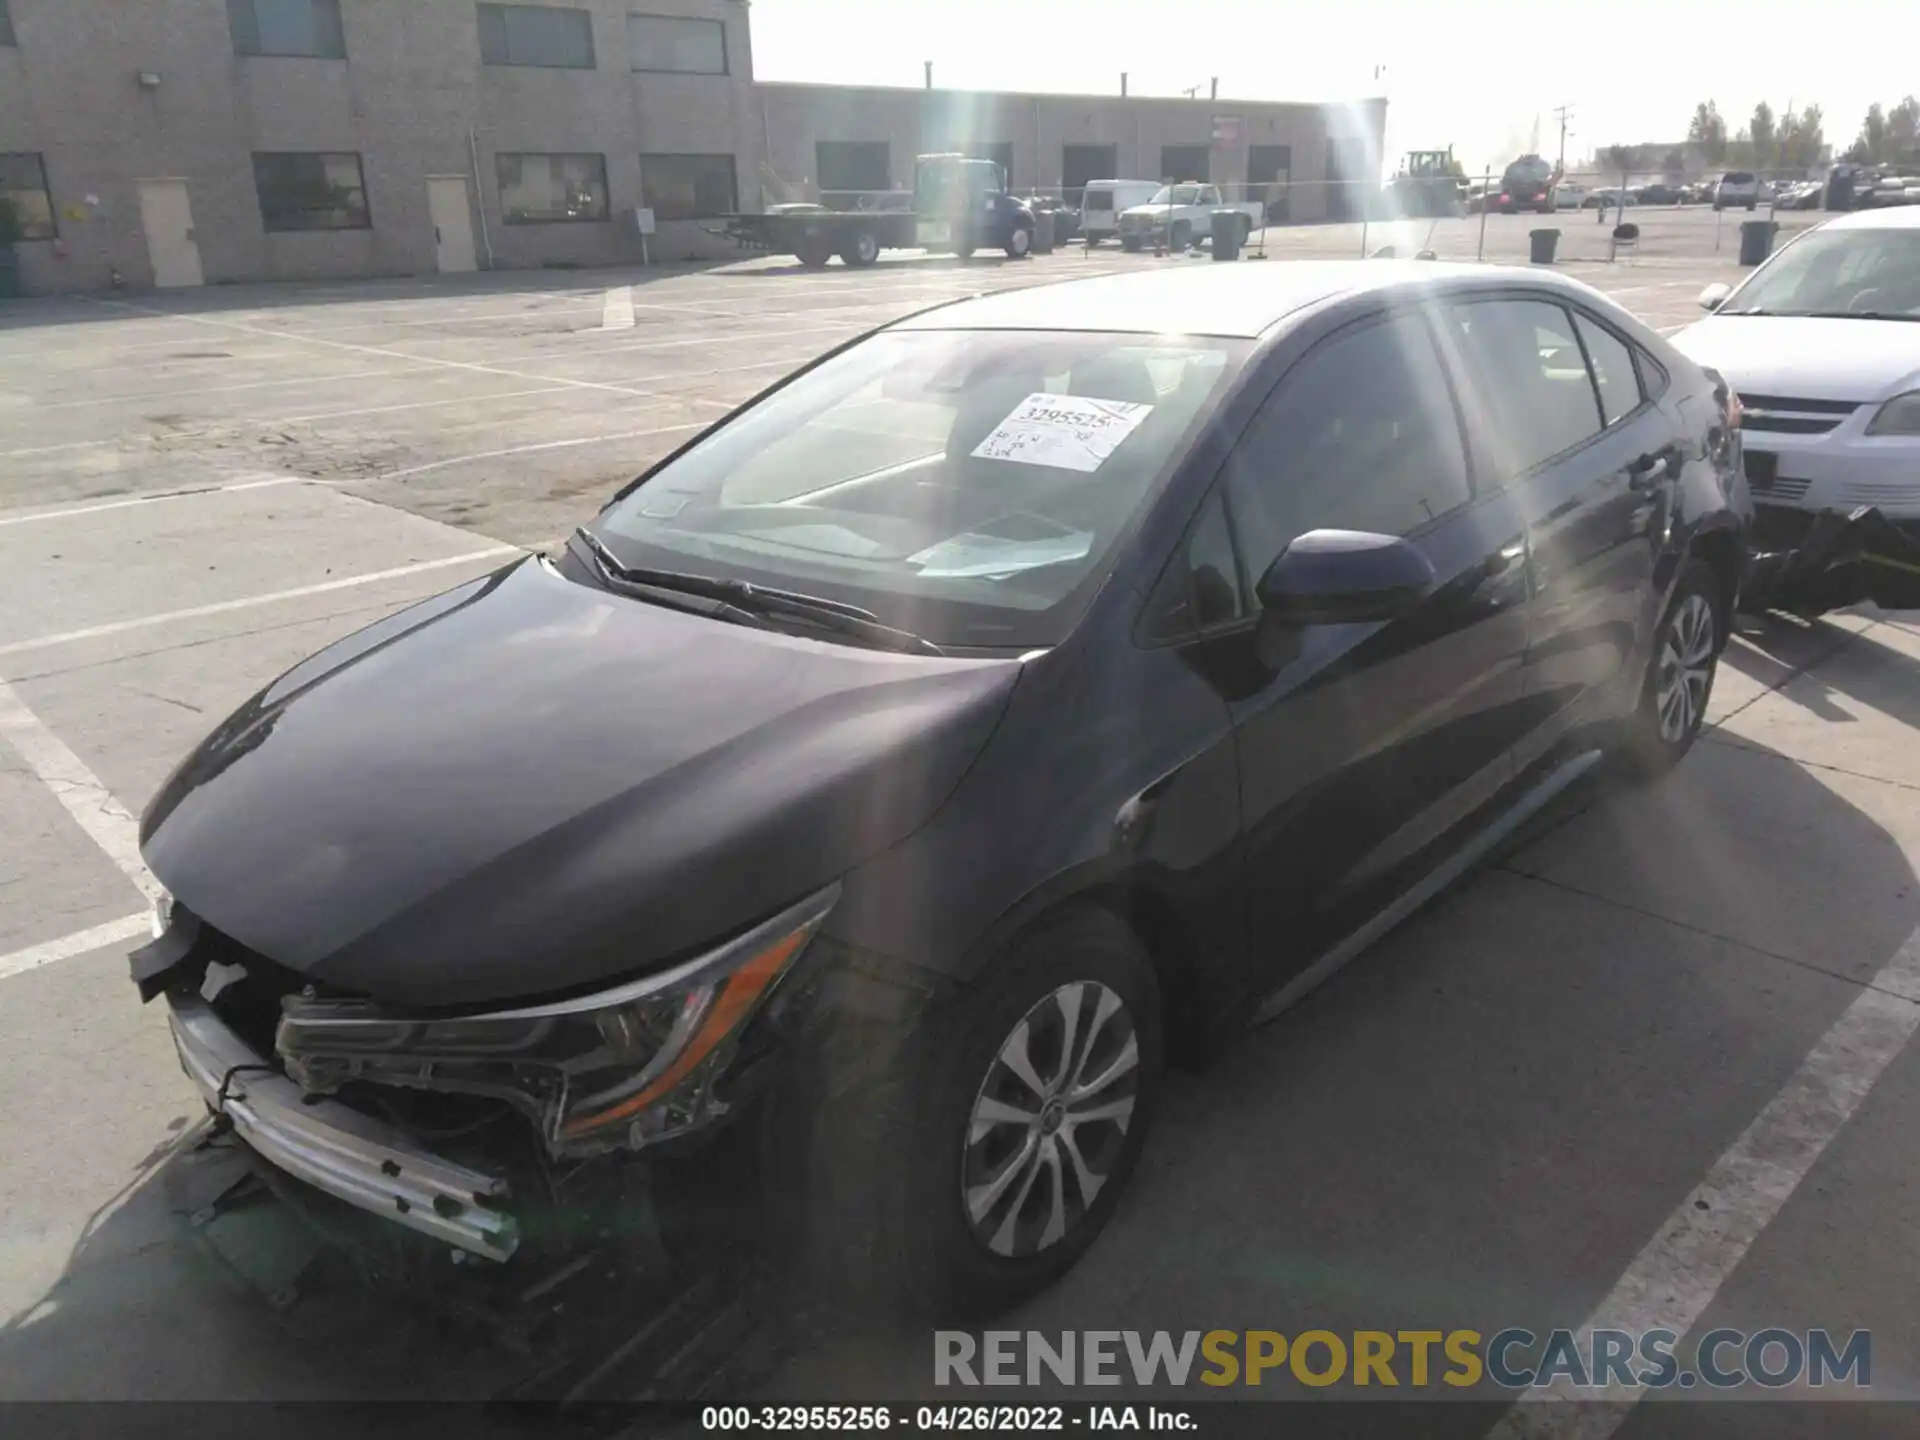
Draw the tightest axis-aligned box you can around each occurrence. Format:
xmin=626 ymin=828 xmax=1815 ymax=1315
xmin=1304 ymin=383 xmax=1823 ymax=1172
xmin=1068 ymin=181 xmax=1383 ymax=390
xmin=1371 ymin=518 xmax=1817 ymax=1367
xmin=1818 ymin=204 xmax=1920 ymax=231
xmin=891 ymin=260 xmax=1585 ymax=339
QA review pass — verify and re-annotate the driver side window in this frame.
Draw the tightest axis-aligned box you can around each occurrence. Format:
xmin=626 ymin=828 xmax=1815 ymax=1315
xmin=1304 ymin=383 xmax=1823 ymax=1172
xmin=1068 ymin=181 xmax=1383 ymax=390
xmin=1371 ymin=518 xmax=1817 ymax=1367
xmin=1223 ymin=312 xmax=1472 ymax=582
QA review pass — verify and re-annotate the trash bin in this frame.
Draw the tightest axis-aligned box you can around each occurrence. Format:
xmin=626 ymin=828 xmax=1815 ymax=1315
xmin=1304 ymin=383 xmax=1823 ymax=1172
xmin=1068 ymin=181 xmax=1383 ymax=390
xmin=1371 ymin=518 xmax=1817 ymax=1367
xmin=1210 ymin=209 xmax=1243 ymax=262
xmin=0 ymin=247 xmax=20 ymax=300
xmin=1031 ymin=209 xmax=1056 ymax=256
xmin=1739 ymin=219 xmax=1779 ymax=266
xmin=1528 ymin=228 xmax=1560 ymax=264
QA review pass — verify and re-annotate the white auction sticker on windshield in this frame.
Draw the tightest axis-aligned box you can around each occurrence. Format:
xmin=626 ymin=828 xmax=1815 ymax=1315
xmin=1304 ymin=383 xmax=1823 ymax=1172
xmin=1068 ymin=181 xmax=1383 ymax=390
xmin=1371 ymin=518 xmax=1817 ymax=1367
xmin=970 ymin=392 xmax=1153 ymax=473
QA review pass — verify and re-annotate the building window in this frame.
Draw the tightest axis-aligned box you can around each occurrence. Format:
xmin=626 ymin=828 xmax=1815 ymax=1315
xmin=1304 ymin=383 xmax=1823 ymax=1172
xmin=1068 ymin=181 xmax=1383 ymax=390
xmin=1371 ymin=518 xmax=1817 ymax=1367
xmin=627 ymin=13 xmax=725 ymax=74
xmin=1061 ymin=144 xmax=1117 ymax=206
xmin=477 ymin=3 xmax=595 ymax=69
xmin=0 ymin=153 xmax=56 ymax=240
xmin=815 ymin=141 xmax=890 ymax=204
xmin=252 ymin=152 xmax=371 ymax=232
xmin=1160 ymin=145 xmax=1210 ymax=184
xmin=228 ymin=0 xmax=346 ymax=58
xmin=496 ymin=152 xmax=609 ymax=223
xmin=640 ymin=154 xmax=736 ymax=220
xmin=0 ymin=0 xmax=15 ymax=47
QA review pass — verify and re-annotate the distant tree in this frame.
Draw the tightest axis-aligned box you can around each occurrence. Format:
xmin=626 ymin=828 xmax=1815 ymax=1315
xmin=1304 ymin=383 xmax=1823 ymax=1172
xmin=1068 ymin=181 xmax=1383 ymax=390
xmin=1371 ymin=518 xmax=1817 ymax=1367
xmin=1687 ymin=101 xmax=1728 ymax=162
xmin=1661 ymin=146 xmax=1687 ymax=177
xmin=1790 ymin=105 xmax=1824 ymax=168
xmin=1749 ymin=102 xmax=1777 ymax=165
xmin=1890 ymin=96 xmax=1920 ymax=160
xmin=1856 ymin=103 xmax=1888 ymax=164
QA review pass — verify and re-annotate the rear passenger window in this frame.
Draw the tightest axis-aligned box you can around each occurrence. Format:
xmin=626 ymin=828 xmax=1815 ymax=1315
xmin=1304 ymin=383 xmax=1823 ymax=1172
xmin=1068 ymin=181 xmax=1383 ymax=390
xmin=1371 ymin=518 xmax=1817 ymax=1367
xmin=1225 ymin=312 xmax=1472 ymax=579
xmin=1572 ymin=313 xmax=1642 ymax=426
xmin=1443 ymin=299 xmax=1604 ymax=475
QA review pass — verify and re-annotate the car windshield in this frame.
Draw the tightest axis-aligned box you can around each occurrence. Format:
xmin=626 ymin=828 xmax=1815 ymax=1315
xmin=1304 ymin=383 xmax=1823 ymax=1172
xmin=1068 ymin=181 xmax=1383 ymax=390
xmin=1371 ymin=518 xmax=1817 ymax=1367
xmin=592 ymin=329 xmax=1247 ymax=649
xmin=1724 ymin=227 xmax=1920 ymax=317
xmin=1149 ymin=185 xmax=1203 ymax=205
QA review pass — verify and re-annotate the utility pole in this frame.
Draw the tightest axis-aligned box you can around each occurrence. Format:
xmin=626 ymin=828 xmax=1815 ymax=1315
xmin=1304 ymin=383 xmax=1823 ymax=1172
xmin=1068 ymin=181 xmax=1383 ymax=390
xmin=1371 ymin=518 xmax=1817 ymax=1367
xmin=1553 ymin=104 xmax=1574 ymax=177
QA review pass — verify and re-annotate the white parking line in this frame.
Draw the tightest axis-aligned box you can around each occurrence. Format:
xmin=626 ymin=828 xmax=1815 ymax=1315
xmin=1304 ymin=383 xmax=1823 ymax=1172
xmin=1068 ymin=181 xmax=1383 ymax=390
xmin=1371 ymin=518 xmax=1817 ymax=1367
xmin=0 ymin=547 xmax=519 ymax=659
xmin=34 ymin=363 xmax=440 ymax=411
xmin=0 ymin=913 xmax=151 ymax=984
xmin=0 ymin=676 xmax=161 ymax=901
xmin=378 ymin=423 xmax=707 ymax=480
xmin=600 ymin=286 xmax=635 ymax=330
xmin=1484 ymin=922 xmax=1920 ymax=1439
xmin=87 ymin=297 xmax=732 ymax=411
xmin=0 ymin=476 xmax=307 ymax=527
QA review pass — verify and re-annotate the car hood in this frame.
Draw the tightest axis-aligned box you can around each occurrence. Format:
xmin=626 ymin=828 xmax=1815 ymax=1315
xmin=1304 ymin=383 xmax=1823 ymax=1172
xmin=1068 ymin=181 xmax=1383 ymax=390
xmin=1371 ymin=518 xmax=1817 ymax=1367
xmin=141 ymin=556 xmax=1021 ymax=1007
xmin=1670 ymin=315 xmax=1920 ymax=403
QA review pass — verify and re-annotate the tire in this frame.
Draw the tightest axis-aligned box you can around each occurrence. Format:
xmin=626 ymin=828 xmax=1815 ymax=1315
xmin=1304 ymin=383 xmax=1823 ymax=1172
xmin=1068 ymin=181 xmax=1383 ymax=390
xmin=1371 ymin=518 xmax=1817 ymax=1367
xmin=1615 ymin=559 xmax=1724 ymax=777
xmin=1170 ymin=221 xmax=1192 ymax=251
xmin=840 ymin=228 xmax=880 ymax=268
xmin=1084 ymin=233 xmax=1101 ymax=249
xmin=1005 ymin=225 xmax=1033 ymax=259
xmin=1120 ymin=236 xmax=1142 ymax=252
xmin=953 ymin=242 xmax=976 ymax=262
xmin=809 ymin=907 xmax=1162 ymax=1317
xmin=1746 ymin=201 xmax=1757 ymax=212
xmin=793 ymin=233 xmax=833 ymax=269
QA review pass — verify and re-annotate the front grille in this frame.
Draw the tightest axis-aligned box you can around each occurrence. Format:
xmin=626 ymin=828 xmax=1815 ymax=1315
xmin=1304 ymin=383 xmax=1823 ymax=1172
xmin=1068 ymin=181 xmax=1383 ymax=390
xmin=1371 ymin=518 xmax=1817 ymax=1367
xmin=1738 ymin=393 xmax=1859 ymax=437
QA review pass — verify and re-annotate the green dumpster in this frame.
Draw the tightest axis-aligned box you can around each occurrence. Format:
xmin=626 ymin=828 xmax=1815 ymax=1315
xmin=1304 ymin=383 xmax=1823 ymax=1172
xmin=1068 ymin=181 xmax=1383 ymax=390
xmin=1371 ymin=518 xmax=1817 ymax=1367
xmin=1528 ymin=228 xmax=1560 ymax=264
xmin=1739 ymin=219 xmax=1779 ymax=266
xmin=1210 ymin=209 xmax=1243 ymax=262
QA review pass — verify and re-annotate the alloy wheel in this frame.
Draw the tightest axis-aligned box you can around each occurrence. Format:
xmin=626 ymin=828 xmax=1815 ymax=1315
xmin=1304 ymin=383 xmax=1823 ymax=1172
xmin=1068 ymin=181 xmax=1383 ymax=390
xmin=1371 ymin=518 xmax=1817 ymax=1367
xmin=1655 ymin=593 xmax=1716 ymax=743
xmin=961 ymin=981 xmax=1139 ymax=1258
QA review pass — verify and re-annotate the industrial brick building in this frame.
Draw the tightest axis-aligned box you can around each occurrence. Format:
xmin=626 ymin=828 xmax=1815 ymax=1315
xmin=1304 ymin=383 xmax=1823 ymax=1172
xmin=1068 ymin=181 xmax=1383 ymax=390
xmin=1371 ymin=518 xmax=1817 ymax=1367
xmin=0 ymin=0 xmax=1385 ymax=293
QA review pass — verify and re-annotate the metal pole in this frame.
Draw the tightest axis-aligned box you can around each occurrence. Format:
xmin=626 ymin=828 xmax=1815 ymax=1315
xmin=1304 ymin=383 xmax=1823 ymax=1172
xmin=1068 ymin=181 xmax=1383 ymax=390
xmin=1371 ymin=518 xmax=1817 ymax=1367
xmin=1476 ymin=167 xmax=1490 ymax=260
xmin=467 ymin=127 xmax=493 ymax=269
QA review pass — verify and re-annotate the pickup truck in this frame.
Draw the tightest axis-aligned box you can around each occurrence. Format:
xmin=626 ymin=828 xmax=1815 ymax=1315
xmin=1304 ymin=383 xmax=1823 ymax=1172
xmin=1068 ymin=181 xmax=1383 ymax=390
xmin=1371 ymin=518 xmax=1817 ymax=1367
xmin=1116 ymin=184 xmax=1263 ymax=252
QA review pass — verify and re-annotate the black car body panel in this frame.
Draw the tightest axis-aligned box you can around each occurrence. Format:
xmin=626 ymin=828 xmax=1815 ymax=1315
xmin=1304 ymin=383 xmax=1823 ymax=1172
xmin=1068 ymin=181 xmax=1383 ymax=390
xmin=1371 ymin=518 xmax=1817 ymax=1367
xmin=141 ymin=555 xmax=1021 ymax=1007
xmin=138 ymin=262 xmax=1746 ymax=1202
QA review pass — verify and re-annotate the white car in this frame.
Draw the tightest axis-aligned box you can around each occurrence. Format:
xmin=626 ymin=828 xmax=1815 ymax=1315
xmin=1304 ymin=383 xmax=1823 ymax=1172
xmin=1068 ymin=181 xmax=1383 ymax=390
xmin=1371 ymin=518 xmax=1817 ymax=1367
xmin=1552 ymin=181 xmax=1589 ymax=209
xmin=1670 ymin=206 xmax=1920 ymax=540
xmin=1116 ymin=184 xmax=1263 ymax=252
xmin=1713 ymin=171 xmax=1760 ymax=211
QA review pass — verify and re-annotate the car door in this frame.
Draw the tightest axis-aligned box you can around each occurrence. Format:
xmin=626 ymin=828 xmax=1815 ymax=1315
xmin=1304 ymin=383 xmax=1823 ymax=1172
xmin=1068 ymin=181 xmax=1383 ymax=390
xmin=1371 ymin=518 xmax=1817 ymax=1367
xmin=1433 ymin=295 xmax=1678 ymax=768
xmin=1211 ymin=306 xmax=1534 ymax=991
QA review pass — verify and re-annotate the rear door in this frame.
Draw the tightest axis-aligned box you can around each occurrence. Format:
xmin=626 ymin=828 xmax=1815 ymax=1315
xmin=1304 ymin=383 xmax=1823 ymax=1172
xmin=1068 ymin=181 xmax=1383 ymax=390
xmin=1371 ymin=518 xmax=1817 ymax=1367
xmin=1433 ymin=295 xmax=1679 ymax=767
xmin=1216 ymin=306 xmax=1534 ymax=988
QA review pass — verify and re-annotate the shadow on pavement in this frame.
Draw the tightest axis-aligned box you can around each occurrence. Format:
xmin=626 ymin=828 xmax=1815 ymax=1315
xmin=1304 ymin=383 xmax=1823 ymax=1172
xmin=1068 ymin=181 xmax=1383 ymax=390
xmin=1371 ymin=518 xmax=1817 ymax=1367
xmin=2 ymin=723 xmax=1913 ymax=1425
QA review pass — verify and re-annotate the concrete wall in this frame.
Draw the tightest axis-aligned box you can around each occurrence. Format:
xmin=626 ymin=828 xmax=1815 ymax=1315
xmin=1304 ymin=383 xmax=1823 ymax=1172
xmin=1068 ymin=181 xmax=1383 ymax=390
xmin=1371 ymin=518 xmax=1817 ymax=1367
xmin=1 ymin=0 xmax=759 ymax=291
xmin=1 ymin=0 xmax=1383 ymax=293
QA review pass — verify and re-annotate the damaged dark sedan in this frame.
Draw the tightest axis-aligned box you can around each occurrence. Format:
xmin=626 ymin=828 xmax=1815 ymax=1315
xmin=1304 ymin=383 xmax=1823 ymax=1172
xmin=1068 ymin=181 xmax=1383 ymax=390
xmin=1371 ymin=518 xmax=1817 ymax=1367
xmin=133 ymin=261 xmax=1749 ymax=1316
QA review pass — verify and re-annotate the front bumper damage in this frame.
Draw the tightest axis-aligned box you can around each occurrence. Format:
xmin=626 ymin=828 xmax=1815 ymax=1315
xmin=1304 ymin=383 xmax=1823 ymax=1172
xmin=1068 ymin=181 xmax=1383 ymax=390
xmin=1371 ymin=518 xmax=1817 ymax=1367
xmin=169 ymin=993 xmax=520 ymax=1262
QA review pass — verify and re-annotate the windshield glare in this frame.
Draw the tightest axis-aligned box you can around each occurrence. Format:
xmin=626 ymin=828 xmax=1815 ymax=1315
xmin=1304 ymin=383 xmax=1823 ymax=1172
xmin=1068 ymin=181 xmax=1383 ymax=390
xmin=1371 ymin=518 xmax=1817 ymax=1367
xmin=1149 ymin=185 xmax=1203 ymax=205
xmin=594 ymin=329 xmax=1244 ymax=648
xmin=1727 ymin=228 xmax=1920 ymax=316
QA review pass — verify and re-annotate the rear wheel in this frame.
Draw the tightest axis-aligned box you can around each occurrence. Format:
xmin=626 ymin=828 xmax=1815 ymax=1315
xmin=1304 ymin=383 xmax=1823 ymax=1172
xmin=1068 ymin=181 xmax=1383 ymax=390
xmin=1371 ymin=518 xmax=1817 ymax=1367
xmin=1120 ymin=236 xmax=1142 ymax=252
xmin=793 ymin=233 xmax=833 ymax=269
xmin=840 ymin=228 xmax=880 ymax=268
xmin=1615 ymin=559 xmax=1724 ymax=777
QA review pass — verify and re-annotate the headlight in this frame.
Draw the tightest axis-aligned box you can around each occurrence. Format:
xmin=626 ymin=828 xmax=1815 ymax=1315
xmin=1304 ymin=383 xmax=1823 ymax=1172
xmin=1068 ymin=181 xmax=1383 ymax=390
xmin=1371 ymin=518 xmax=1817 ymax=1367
xmin=275 ymin=884 xmax=838 ymax=1156
xmin=1865 ymin=391 xmax=1920 ymax=437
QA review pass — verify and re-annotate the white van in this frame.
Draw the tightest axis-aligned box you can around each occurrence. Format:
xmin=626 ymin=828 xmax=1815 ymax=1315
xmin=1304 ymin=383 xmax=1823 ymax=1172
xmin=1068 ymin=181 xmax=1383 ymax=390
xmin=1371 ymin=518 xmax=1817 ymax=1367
xmin=1078 ymin=180 xmax=1160 ymax=246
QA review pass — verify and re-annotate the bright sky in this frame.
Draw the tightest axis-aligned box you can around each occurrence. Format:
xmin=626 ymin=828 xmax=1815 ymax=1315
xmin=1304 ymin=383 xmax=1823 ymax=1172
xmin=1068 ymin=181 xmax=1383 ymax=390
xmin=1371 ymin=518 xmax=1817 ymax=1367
xmin=748 ymin=0 xmax=1912 ymax=177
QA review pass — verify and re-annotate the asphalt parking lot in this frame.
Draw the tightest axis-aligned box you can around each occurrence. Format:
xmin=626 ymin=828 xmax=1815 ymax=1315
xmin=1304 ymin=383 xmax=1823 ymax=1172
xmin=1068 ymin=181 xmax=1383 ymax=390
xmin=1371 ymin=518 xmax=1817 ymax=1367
xmin=3 ymin=206 xmax=1915 ymax=1428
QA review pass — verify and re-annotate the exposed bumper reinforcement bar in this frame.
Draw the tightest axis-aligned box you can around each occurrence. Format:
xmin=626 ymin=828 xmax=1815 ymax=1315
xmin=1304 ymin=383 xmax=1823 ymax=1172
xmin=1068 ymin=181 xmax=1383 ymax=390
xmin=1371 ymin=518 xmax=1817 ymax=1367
xmin=168 ymin=995 xmax=520 ymax=1262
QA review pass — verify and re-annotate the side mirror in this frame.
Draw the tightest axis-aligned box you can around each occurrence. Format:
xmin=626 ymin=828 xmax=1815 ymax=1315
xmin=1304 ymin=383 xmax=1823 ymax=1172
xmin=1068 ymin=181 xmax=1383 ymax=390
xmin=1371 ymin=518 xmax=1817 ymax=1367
xmin=1699 ymin=282 xmax=1731 ymax=311
xmin=1256 ymin=529 xmax=1437 ymax=626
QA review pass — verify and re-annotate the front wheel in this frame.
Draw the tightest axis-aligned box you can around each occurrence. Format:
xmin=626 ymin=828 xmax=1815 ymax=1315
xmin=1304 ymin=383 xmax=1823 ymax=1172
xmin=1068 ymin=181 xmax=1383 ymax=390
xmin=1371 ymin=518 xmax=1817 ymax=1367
xmin=1084 ymin=233 xmax=1101 ymax=248
xmin=1005 ymin=225 xmax=1033 ymax=259
xmin=793 ymin=233 xmax=833 ymax=269
xmin=817 ymin=907 xmax=1162 ymax=1316
xmin=1615 ymin=559 xmax=1724 ymax=777
xmin=1120 ymin=235 xmax=1142 ymax=252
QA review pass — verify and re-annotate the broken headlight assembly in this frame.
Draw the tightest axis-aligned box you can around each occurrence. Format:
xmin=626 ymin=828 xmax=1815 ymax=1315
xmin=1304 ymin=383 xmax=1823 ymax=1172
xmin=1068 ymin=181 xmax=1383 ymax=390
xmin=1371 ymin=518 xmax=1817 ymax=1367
xmin=274 ymin=885 xmax=838 ymax=1157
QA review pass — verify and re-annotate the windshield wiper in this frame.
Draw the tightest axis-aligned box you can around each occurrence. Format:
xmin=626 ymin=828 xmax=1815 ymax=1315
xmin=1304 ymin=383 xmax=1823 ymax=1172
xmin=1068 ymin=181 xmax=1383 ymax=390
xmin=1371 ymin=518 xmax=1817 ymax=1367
xmin=1796 ymin=310 xmax=1920 ymax=322
xmin=567 ymin=528 xmax=774 ymax=631
xmin=569 ymin=528 xmax=945 ymax=656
